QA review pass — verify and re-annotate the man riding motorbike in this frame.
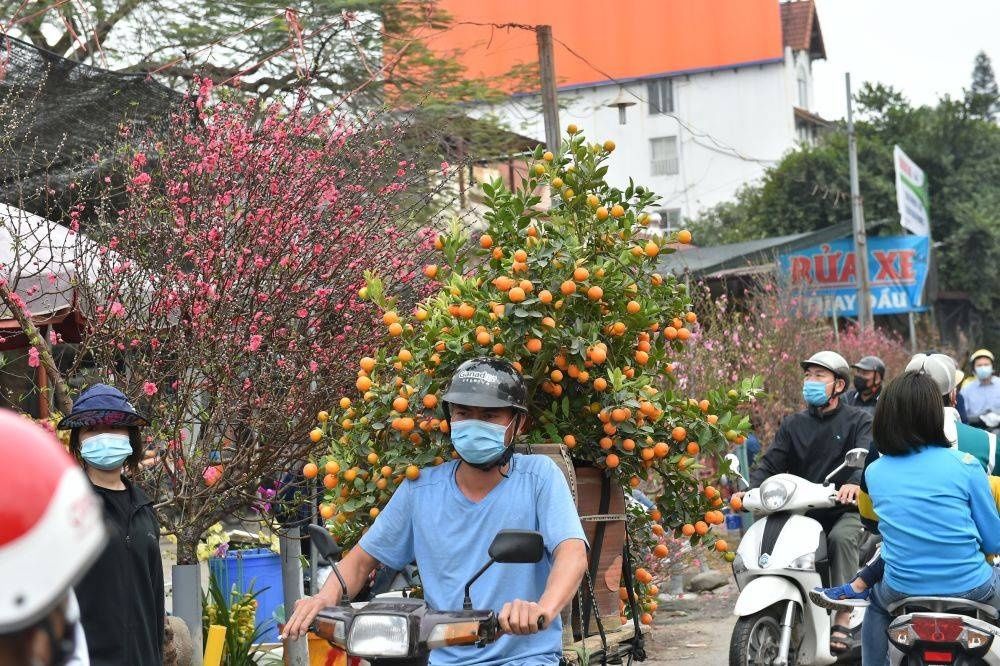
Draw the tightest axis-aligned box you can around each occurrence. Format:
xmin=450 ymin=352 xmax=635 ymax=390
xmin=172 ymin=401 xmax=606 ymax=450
xmin=0 ymin=410 xmax=106 ymax=666
xmin=844 ymin=356 xmax=885 ymax=414
xmin=962 ymin=348 xmax=1000 ymax=432
xmin=733 ymin=350 xmax=872 ymax=654
xmin=284 ymin=357 xmax=589 ymax=665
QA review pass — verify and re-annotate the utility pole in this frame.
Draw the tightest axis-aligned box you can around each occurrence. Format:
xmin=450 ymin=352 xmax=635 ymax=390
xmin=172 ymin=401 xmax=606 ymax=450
xmin=846 ymin=72 xmax=873 ymax=331
xmin=536 ymin=25 xmax=560 ymax=151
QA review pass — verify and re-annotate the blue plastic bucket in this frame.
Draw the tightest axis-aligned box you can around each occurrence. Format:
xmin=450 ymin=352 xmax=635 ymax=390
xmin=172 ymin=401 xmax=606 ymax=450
xmin=208 ymin=548 xmax=283 ymax=643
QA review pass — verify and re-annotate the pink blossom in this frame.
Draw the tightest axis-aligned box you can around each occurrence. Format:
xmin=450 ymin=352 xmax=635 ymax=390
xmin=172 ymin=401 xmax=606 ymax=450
xmin=246 ymin=334 xmax=263 ymax=352
xmin=27 ymin=347 xmax=40 ymax=368
xmin=132 ymin=172 xmax=152 ymax=187
xmin=143 ymin=381 xmax=158 ymax=396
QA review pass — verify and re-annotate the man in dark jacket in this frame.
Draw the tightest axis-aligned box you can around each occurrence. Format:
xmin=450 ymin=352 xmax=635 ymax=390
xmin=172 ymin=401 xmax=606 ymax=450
xmin=737 ymin=351 xmax=872 ymax=653
xmin=843 ymin=356 xmax=885 ymax=414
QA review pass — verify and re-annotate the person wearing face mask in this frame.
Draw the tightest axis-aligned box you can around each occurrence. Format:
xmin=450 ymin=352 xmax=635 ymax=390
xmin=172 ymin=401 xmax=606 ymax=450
xmin=960 ymin=349 xmax=1000 ymax=432
xmin=0 ymin=410 xmax=106 ymax=666
xmin=57 ymin=385 xmax=164 ymax=666
xmin=284 ymin=358 xmax=589 ymax=665
xmin=733 ymin=351 xmax=872 ymax=654
xmin=843 ymin=356 xmax=885 ymax=414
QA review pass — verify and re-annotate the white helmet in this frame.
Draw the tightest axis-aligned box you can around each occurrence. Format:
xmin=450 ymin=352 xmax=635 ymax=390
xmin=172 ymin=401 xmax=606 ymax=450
xmin=800 ymin=351 xmax=851 ymax=382
xmin=906 ymin=354 xmax=953 ymax=396
xmin=0 ymin=410 xmax=106 ymax=634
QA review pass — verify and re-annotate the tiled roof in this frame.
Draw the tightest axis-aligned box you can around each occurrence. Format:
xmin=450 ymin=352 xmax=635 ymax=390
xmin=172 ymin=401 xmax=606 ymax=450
xmin=781 ymin=0 xmax=826 ymax=59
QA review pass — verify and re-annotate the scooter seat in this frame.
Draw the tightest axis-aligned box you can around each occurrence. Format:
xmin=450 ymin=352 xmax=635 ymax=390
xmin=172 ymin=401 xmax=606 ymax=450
xmin=887 ymin=596 xmax=1000 ymax=621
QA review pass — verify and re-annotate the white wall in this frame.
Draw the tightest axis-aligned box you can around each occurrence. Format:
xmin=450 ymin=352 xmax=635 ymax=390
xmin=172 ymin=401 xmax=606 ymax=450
xmin=480 ymin=59 xmax=812 ymax=222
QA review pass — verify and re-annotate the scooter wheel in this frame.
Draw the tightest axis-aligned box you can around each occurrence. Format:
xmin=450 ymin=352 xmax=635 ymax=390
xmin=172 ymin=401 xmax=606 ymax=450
xmin=729 ymin=608 xmax=790 ymax=666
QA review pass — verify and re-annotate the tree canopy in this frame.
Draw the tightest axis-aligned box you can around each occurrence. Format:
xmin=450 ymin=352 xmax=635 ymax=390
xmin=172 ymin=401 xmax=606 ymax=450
xmin=2 ymin=1 xmax=528 ymax=107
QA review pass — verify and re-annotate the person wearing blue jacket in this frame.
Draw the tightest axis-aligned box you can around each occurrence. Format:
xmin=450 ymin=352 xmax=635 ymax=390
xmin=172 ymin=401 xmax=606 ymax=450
xmin=857 ymin=370 xmax=1000 ymax=666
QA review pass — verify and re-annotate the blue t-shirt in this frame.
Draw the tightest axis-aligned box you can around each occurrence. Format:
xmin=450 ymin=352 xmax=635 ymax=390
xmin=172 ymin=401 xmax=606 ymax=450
xmin=358 ymin=454 xmax=587 ymax=666
xmin=866 ymin=446 xmax=1000 ymax=595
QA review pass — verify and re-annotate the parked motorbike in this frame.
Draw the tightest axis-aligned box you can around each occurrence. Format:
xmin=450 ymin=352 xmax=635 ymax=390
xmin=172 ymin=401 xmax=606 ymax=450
xmin=307 ymin=524 xmax=545 ymax=666
xmin=887 ymin=594 xmax=1000 ymax=665
xmin=727 ymin=448 xmax=869 ymax=666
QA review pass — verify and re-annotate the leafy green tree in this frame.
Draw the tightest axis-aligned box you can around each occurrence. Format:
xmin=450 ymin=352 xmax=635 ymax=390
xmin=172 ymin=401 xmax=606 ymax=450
xmin=966 ymin=51 xmax=999 ymax=121
xmin=2 ymin=1 xmax=526 ymax=106
xmin=687 ymin=80 xmax=1000 ymax=344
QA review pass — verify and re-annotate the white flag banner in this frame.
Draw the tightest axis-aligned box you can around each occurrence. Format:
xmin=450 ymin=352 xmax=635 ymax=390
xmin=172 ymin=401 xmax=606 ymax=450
xmin=894 ymin=145 xmax=930 ymax=236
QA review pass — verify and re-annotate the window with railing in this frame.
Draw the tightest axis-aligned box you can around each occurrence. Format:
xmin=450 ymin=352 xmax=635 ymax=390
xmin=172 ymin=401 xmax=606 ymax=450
xmin=650 ymin=137 xmax=679 ymax=176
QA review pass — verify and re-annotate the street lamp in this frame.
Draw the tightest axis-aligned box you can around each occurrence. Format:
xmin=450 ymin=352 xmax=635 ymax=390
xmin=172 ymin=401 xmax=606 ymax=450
xmin=607 ymin=88 xmax=636 ymax=125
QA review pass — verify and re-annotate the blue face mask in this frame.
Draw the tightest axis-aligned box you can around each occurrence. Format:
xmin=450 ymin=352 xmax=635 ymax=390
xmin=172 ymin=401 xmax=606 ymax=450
xmin=802 ymin=380 xmax=832 ymax=406
xmin=80 ymin=433 xmax=133 ymax=470
xmin=976 ymin=365 xmax=994 ymax=381
xmin=450 ymin=419 xmax=511 ymax=465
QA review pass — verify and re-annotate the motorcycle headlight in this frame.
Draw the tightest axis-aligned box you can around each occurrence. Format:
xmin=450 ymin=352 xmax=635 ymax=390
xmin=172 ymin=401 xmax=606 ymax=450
xmin=789 ymin=552 xmax=815 ymax=570
xmin=348 ymin=615 xmax=409 ymax=657
xmin=760 ymin=478 xmax=796 ymax=511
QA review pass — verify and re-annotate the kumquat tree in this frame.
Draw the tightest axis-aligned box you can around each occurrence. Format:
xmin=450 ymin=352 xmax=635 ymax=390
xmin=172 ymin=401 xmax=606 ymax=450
xmin=309 ymin=126 xmax=762 ymax=625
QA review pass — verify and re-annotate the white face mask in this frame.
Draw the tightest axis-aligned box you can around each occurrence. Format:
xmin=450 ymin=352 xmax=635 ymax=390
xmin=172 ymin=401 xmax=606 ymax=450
xmin=976 ymin=364 xmax=994 ymax=381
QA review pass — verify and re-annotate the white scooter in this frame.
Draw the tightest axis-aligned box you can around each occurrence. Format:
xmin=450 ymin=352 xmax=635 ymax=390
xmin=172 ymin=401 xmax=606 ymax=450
xmin=727 ymin=448 xmax=869 ymax=666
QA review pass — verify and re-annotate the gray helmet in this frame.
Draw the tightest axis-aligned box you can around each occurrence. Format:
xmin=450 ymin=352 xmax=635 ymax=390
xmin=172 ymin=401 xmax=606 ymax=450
xmin=440 ymin=357 xmax=528 ymax=421
xmin=852 ymin=355 xmax=886 ymax=378
xmin=906 ymin=354 xmax=953 ymax=396
xmin=801 ymin=351 xmax=851 ymax=382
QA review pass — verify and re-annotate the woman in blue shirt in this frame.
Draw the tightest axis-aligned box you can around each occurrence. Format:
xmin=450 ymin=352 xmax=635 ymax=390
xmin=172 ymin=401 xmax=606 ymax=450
xmin=862 ymin=370 xmax=1000 ymax=665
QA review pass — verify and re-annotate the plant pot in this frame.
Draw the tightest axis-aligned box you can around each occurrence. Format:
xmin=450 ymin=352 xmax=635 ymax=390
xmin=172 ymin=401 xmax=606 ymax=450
xmin=524 ymin=445 xmax=627 ymax=640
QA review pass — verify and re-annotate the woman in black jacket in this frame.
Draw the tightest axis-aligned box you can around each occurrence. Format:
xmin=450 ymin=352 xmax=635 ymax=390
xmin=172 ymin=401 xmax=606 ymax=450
xmin=58 ymin=384 xmax=164 ymax=666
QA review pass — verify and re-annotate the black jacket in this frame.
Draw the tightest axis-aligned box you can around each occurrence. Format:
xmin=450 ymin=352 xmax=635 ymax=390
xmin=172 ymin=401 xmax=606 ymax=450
xmin=843 ymin=387 xmax=879 ymax=414
xmin=750 ymin=403 xmax=873 ymax=529
xmin=75 ymin=478 xmax=164 ymax=666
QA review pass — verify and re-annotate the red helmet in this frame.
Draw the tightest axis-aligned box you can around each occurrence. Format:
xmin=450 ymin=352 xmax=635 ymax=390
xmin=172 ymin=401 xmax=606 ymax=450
xmin=0 ymin=410 xmax=106 ymax=633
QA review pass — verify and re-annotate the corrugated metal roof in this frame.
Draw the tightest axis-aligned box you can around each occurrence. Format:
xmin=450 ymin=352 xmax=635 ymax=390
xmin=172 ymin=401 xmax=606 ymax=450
xmin=657 ymin=221 xmax=855 ymax=278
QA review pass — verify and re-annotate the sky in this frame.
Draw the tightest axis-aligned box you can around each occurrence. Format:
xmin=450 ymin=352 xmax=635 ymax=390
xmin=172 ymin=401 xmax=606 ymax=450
xmin=812 ymin=0 xmax=1000 ymax=120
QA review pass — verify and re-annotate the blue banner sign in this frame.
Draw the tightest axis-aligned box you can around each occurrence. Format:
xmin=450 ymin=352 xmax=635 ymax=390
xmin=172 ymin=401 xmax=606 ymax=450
xmin=779 ymin=235 xmax=930 ymax=317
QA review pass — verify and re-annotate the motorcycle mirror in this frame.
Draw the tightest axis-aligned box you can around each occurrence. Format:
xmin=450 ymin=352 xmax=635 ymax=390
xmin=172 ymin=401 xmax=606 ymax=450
xmin=843 ymin=447 xmax=868 ymax=469
xmin=308 ymin=524 xmax=342 ymax=561
xmin=463 ymin=530 xmax=545 ymax=609
xmin=488 ymin=530 xmax=544 ymax=564
xmin=307 ymin=524 xmax=351 ymax=603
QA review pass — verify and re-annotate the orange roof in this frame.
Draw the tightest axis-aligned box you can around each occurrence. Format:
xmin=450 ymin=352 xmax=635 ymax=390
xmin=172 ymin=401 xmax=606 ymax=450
xmin=426 ymin=0 xmax=785 ymax=91
xmin=780 ymin=0 xmax=826 ymax=59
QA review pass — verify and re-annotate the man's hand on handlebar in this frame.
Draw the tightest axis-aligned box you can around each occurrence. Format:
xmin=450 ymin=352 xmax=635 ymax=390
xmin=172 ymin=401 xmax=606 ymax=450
xmin=836 ymin=483 xmax=860 ymax=505
xmin=498 ymin=600 xmax=549 ymax=635
xmin=282 ymin=591 xmax=339 ymax=640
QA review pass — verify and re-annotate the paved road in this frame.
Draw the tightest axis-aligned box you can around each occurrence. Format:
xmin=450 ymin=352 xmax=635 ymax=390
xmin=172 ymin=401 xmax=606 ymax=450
xmin=643 ymin=582 xmax=738 ymax=665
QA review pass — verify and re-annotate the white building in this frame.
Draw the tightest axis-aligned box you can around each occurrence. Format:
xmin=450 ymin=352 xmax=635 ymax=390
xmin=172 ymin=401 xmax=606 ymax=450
xmin=446 ymin=0 xmax=827 ymax=232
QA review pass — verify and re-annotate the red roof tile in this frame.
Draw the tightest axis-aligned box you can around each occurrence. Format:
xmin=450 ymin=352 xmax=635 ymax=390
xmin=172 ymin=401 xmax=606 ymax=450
xmin=781 ymin=0 xmax=826 ymax=59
